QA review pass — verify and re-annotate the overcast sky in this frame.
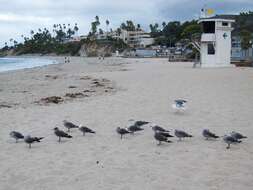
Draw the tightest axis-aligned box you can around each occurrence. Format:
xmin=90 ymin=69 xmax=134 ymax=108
xmin=0 ymin=0 xmax=252 ymax=46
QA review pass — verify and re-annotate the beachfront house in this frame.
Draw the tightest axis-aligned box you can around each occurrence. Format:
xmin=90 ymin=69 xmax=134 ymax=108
xmin=198 ymin=16 xmax=235 ymax=67
xmin=120 ymin=29 xmax=154 ymax=48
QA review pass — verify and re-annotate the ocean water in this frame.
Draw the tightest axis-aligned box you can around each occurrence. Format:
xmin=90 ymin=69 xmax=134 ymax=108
xmin=0 ymin=57 xmax=56 ymax=72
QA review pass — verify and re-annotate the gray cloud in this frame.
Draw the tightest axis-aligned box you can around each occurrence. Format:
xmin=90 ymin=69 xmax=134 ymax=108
xmin=0 ymin=0 xmax=252 ymax=46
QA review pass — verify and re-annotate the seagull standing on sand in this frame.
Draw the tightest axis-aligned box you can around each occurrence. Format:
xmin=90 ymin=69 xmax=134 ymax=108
xmin=63 ymin=120 xmax=79 ymax=132
xmin=127 ymin=125 xmax=144 ymax=134
xmin=116 ymin=127 xmax=130 ymax=139
xmin=202 ymin=129 xmax=219 ymax=140
xmin=24 ymin=135 xmax=44 ymax=148
xmin=172 ymin=99 xmax=187 ymax=111
xmin=54 ymin=127 xmax=72 ymax=142
xmin=79 ymin=125 xmax=96 ymax=136
xmin=134 ymin=121 xmax=149 ymax=127
xmin=154 ymin=132 xmax=173 ymax=145
xmin=10 ymin=131 xmax=24 ymax=143
xmin=174 ymin=129 xmax=193 ymax=141
xmin=230 ymin=131 xmax=247 ymax=140
xmin=151 ymin=125 xmax=170 ymax=133
xmin=223 ymin=135 xmax=241 ymax=149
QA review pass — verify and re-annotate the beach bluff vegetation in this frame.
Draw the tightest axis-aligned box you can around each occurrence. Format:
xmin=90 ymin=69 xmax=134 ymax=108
xmin=0 ymin=12 xmax=252 ymax=56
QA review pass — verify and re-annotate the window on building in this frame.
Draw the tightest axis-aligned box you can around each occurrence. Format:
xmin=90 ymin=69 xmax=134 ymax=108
xmin=202 ymin=21 xmax=215 ymax=33
xmin=208 ymin=43 xmax=215 ymax=55
xmin=222 ymin=22 xmax=228 ymax=26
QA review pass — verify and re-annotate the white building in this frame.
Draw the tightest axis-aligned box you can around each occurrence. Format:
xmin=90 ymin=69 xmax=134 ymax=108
xmin=198 ymin=16 xmax=235 ymax=67
xmin=120 ymin=29 xmax=154 ymax=48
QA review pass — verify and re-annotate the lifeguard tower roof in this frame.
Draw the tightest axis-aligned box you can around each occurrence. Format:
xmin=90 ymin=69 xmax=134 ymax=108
xmin=198 ymin=15 xmax=235 ymax=23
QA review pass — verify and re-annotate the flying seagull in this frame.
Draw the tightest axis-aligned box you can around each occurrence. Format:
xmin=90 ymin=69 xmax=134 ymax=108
xmin=127 ymin=125 xmax=144 ymax=134
xmin=54 ymin=127 xmax=72 ymax=142
xmin=79 ymin=125 xmax=96 ymax=136
xmin=116 ymin=127 xmax=130 ymax=139
xmin=63 ymin=120 xmax=79 ymax=132
xmin=223 ymin=135 xmax=241 ymax=149
xmin=202 ymin=129 xmax=219 ymax=140
xmin=230 ymin=131 xmax=247 ymax=140
xmin=154 ymin=132 xmax=173 ymax=145
xmin=10 ymin=131 xmax=24 ymax=143
xmin=24 ymin=135 xmax=44 ymax=148
xmin=172 ymin=99 xmax=187 ymax=111
xmin=151 ymin=125 xmax=170 ymax=133
xmin=174 ymin=129 xmax=193 ymax=141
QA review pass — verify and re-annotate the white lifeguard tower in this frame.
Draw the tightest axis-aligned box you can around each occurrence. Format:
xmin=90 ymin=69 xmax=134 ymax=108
xmin=198 ymin=16 xmax=235 ymax=67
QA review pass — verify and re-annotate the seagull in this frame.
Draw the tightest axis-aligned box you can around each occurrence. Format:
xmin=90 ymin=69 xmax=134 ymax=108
xmin=157 ymin=131 xmax=174 ymax=138
xmin=151 ymin=125 xmax=170 ymax=133
xmin=116 ymin=127 xmax=130 ymax=139
xmin=10 ymin=131 xmax=24 ymax=143
xmin=24 ymin=135 xmax=44 ymax=148
xmin=154 ymin=132 xmax=173 ymax=145
xmin=172 ymin=99 xmax=187 ymax=111
xmin=63 ymin=120 xmax=79 ymax=132
xmin=230 ymin=131 xmax=247 ymax=140
xmin=79 ymin=125 xmax=96 ymax=136
xmin=127 ymin=125 xmax=144 ymax=134
xmin=134 ymin=121 xmax=149 ymax=127
xmin=223 ymin=135 xmax=241 ymax=149
xmin=202 ymin=129 xmax=219 ymax=140
xmin=174 ymin=129 xmax=193 ymax=141
xmin=54 ymin=127 xmax=72 ymax=142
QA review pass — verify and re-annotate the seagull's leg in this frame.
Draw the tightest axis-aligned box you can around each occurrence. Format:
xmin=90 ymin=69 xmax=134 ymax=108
xmin=83 ymin=132 xmax=85 ymax=136
xmin=16 ymin=139 xmax=18 ymax=143
xmin=121 ymin=134 xmax=122 ymax=139
xmin=29 ymin=144 xmax=31 ymax=149
xmin=226 ymin=143 xmax=230 ymax=149
xmin=58 ymin=137 xmax=61 ymax=142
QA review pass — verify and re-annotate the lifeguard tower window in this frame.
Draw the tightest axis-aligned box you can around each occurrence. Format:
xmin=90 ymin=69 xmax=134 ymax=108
xmin=222 ymin=22 xmax=228 ymax=26
xmin=208 ymin=43 xmax=215 ymax=55
xmin=202 ymin=21 xmax=215 ymax=33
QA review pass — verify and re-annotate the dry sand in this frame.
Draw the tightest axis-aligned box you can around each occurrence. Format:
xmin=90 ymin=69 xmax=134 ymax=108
xmin=0 ymin=57 xmax=253 ymax=190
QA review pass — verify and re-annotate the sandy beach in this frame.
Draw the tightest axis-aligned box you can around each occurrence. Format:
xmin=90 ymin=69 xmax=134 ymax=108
xmin=0 ymin=57 xmax=253 ymax=190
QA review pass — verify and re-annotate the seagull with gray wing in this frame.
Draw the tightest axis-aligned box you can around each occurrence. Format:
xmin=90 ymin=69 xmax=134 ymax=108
xmin=116 ymin=127 xmax=130 ymax=139
xmin=230 ymin=131 xmax=247 ymax=140
xmin=79 ymin=125 xmax=96 ymax=136
xmin=174 ymin=129 xmax=193 ymax=141
xmin=10 ymin=131 xmax=24 ymax=143
xmin=54 ymin=127 xmax=72 ymax=142
xmin=63 ymin=120 xmax=79 ymax=132
xmin=127 ymin=125 xmax=144 ymax=134
xmin=202 ymin=129 xmax=219 ymax=140
xmin=223 ymin=135 xmax=241 ymax=149
xmin=172 ymin=99 xmax=187 ymax=111
xmin=24 ymin=135 xmax=44 ymax=148
xmin=154 ymin=132 xmax=173 ymax=145
xmin=151 ymin=124 xmax=170 ymax=133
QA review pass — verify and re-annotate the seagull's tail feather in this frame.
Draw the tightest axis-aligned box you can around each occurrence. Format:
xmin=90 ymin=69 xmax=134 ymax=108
xmin=34 ymin=137 xmax=44 ymax=142
xmin=66 ymin=134 xmax=72 ymax=138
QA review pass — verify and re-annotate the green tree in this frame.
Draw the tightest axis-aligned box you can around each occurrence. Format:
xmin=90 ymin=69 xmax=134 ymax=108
xmin=240 ymin=29 xmax=252 ymax=49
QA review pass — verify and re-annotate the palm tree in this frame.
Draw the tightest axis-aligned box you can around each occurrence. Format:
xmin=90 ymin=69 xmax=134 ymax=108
xmin=162 ymin=22 xmax=166 ymax=29
xmin=137 ymin=24 xmax=141 ymax=31
xmin=106 ymin=19 xmax=110 ymax=33
xmin=74 ymin=23 xmax=79 ymax=35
